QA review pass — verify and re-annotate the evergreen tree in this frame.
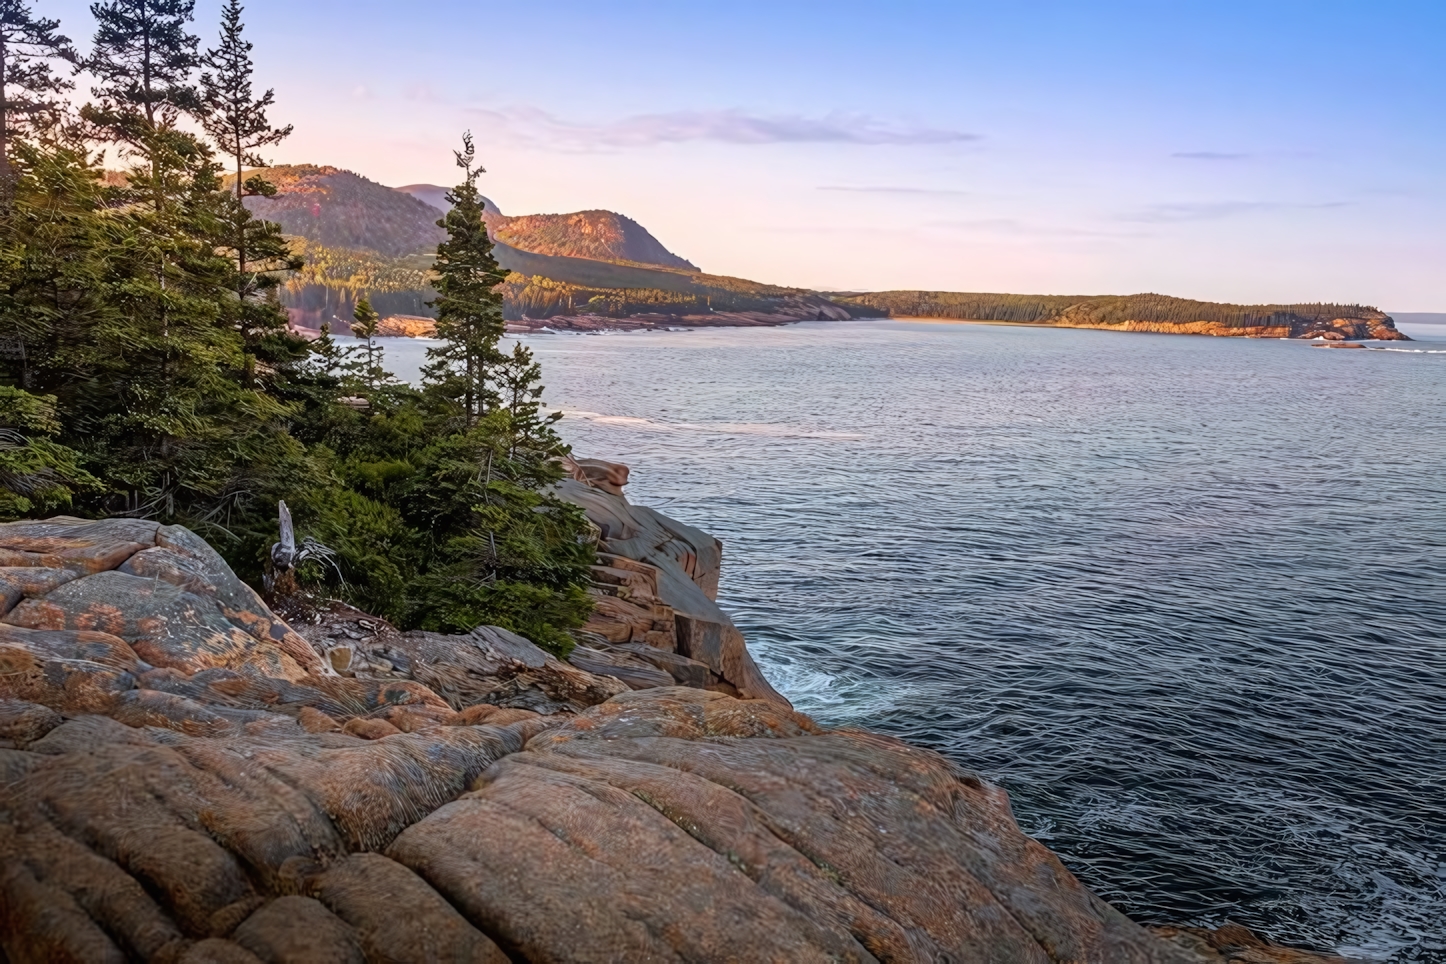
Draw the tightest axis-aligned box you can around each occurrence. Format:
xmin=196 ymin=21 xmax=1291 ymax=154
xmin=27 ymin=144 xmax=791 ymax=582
xmin=0 ymin=1 xmax=76 ymax=193
xmin=0 ymin=140 xmax=107 ymax=394
xmin=200 ymin=0 xmax=290 ymax=201
xmin=87 ymin=0 xmax=199 ymax=130
xmin=495 ymin=340 xmax=564 ymax=469
xmin=84 ymin=0 xmax=200 ymax=206
xmin=0 ymin=77 xmax=595 ymax=652
xmin=347 ymin=296 xmax=387 ymax=392
xmin=0 ymin=128 xmax=310 ymax=534
xmin=402 ymin=411 xmax=594 ymax=654
xmin=199 ymin=0 xmax=293 ymax=303
xmin=0 ymin=384 xmax=102 ymax=519
xmin=423 ymin=132 xmax=507 ymax=424
xmin=392 ymin=136 xmax=593 ymax=652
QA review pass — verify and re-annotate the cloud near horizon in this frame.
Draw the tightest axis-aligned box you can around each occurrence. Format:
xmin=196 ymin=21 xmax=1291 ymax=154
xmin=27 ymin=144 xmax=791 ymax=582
xmin=1123 ymin=200 xmax=1351 ymax=223
xmin=467 ymin=106 xmax=981 ymax=150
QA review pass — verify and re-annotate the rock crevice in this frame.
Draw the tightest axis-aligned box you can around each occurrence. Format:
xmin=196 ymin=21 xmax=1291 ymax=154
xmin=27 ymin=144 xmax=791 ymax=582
xmin=0 ymin=511 xmax=1344 ymax=963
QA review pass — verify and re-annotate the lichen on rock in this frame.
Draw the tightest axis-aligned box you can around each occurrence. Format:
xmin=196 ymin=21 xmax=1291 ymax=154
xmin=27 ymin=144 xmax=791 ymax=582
xmin=0 ymin=512 xmax=1345 ymax=963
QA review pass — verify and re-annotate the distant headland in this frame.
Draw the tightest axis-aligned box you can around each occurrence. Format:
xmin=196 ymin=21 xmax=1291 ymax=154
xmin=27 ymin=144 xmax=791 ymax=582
xmin=237 ymin=164 xmax=1408 ymax=343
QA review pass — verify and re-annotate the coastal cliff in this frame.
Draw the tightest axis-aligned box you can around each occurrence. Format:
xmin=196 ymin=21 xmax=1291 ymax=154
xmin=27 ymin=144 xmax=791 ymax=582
xmin=0 ymin=491 xmax=1343 ymax=962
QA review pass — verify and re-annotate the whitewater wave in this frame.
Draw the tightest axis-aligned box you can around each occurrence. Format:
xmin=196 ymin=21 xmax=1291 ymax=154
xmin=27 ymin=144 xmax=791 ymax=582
xmin=556 ymin=409 xmax=865 ymax=439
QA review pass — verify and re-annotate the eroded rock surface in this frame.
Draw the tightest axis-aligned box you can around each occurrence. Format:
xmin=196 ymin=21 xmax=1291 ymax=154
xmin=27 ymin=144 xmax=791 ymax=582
xmin=557 ymin=459 xmax=789 ymax=707
xmin=293 ymin=601 xmax=628 ymax=715
xmin=0 ymin=517 xmax=1345 ymax=963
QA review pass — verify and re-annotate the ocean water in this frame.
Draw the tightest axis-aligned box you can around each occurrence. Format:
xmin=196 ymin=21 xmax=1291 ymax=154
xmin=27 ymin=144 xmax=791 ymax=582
xmin=360 ymin=322 xmax=1446 ymax=961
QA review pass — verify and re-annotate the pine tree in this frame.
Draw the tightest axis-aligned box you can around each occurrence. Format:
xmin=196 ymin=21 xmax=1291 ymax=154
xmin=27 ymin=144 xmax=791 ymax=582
xmin=0 ymin=384 xmax=103 ymax=519
xmin=200 ymin=0 xmax=290 ymax=200
xmin=87 ymin=0 xmax=199 ymax=130
xmin=0 ymin=1 xmax=76 ymax=194
xmin=495 ymin=340 xmax=564 ymax=470
xmin=84 ymin=0 xmax=200 ymax=208
xmin=348 ymin=296 xmax=386 ymax=392
xmin=423 ymin=132 xmax=507 ymax=424
xmin=199 ymin=0 xmax=292 ymax=302
xmin=0 ymin=140 xmax=107 ymax=394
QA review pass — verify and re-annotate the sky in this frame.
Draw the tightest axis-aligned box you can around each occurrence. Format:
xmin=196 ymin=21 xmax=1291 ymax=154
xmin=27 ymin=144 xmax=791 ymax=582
xmin=49 ymin=0 xmax=1446 ymax=308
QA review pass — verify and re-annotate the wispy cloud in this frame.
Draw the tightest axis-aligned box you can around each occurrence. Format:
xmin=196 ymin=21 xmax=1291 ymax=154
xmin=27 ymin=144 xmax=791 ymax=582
xmin=1172 ymin=151 xmax=1251 ymax=161
xmin=819 ymin=185 xmax=970 ymax=196
xmin=930 ymin=218 xmax=1148 ymax=239
xmin=468 ymin=106 xmax=980 ymax=150
xmin=1123 ymin=200 xmax=1350 ymax=223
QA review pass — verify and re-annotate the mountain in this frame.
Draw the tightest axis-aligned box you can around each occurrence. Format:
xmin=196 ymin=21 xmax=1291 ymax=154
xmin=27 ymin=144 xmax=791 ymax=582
xmin=396 ymin=184 xmax=695 ymax=269
xmin=242 ymin=165 xmax=447 ymax=258
xmin=491 ymin=211 xmax=697 ymax=270
xmin=242 ymin=163 xmax=1405 ymax=342
xmin=246 ymin=164 xmax=797 ymax=330
xmin=394 ymin=183 xmax=501 ymax=218
xmin=242 ymin=167 xmax=696 ymax=270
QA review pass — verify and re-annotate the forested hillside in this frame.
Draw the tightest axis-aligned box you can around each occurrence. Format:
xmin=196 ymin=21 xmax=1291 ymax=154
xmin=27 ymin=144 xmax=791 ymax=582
xmin=491 ymin=211 xmax=697 ymax=269
xmin=241 ymin=165 xmax=448 ymax=256
xmin=237 ymin=168 xmax=1401 ymax=338
xmin=246 ymin=165 xmax=725 ymax=326
xmin=837 ymin=291 xmax=1407 ymax=339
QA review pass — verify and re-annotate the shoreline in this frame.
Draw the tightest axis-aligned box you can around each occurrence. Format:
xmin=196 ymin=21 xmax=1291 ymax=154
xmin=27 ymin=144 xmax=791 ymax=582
xmin=0 ymin=502 xmax=1350 ymax=963
xmin=891 ymin=315 xmax=1411 ymax=341
xmin=299 ymin=311 xmax=1423 ymax=344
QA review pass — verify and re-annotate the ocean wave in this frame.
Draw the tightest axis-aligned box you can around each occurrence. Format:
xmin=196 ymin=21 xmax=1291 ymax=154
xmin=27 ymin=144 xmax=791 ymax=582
xmin=557 ymin=409 xmax=865 ymax=439
xmin=538 ymin=319 xmax=1446 ymax=961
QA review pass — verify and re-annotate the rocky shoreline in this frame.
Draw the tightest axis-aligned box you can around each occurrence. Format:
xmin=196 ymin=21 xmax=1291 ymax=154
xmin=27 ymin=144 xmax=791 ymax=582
xmin=0 ymin=466 xmax=1347 ymax=962
xmin=505 ymin=295 xmax=857 ymax=334
xmin=1037 ymin=317 xmax=1409 ymax=341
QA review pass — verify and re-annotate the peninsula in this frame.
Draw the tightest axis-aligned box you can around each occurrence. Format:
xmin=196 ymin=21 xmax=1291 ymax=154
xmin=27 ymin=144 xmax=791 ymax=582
xmin=245 ymin=165 xmax=1408 ymax=343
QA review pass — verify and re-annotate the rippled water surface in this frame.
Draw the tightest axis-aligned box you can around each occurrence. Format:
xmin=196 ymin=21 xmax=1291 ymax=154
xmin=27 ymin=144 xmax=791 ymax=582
xmin=374 ymin=322 xmax=1446 ymax=960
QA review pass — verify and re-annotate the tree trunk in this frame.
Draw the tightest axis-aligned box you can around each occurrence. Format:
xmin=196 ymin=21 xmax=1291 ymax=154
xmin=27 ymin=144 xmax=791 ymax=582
xmin=1 ymin=29 xmax=11 ymax=199
xmin=236 ymin=146 xmax=245 ymax=302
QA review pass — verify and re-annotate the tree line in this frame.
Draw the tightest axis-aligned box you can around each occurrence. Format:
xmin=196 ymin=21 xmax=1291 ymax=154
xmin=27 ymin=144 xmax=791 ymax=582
xmin=0 ymin=0 xmax=593 ymax=652
xmin=837 ymin=291 xmax=1386 ymax=328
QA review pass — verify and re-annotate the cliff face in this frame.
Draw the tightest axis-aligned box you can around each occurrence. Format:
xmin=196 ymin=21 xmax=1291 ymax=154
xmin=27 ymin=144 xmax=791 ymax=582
xmin=0 ymin=505 xmax=1343 ymax=962
xmin=557 ymin=457 xmax=788 ymax=705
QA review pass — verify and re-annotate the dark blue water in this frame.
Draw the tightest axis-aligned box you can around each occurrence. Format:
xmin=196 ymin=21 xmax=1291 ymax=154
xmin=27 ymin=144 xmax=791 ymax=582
xmin=369 ymin=322 xmax=1446 ymax=960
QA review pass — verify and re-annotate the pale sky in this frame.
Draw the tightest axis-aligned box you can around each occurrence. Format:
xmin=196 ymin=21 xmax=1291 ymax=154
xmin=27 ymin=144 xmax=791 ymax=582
xmin=50 ymin=0 xmax=1446 ymax=309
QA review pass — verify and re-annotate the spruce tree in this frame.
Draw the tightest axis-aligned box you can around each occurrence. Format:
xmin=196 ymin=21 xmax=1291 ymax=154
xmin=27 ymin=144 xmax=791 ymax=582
xmin=84 ymin=0 xmax=199 ymax=208
xmin=495 ymin=340 xmax=565 ymax=471
xmin=87 ymin=0 xmax=199 ymax=130
xmin=348 ymin=296 xmax=386 ymax=392
xmin=0 ymin=1 xmax=76 ymax=194
xmin=0 ymin=384 xmax=103 ymax=519
xmin=199 ymin=0 xmax=293 ymax=303
xmin=423 ymin=132 xmax=507 ymax=424
xmin=200 ymin=0 xmax=290 ymax=202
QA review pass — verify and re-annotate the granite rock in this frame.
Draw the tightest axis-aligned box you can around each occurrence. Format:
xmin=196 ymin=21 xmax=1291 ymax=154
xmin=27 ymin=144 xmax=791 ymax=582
xmin=556 ymin=466 xmax=787 ymax=706
xmin=0 ymin=517 xmax=1346 ymax=964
